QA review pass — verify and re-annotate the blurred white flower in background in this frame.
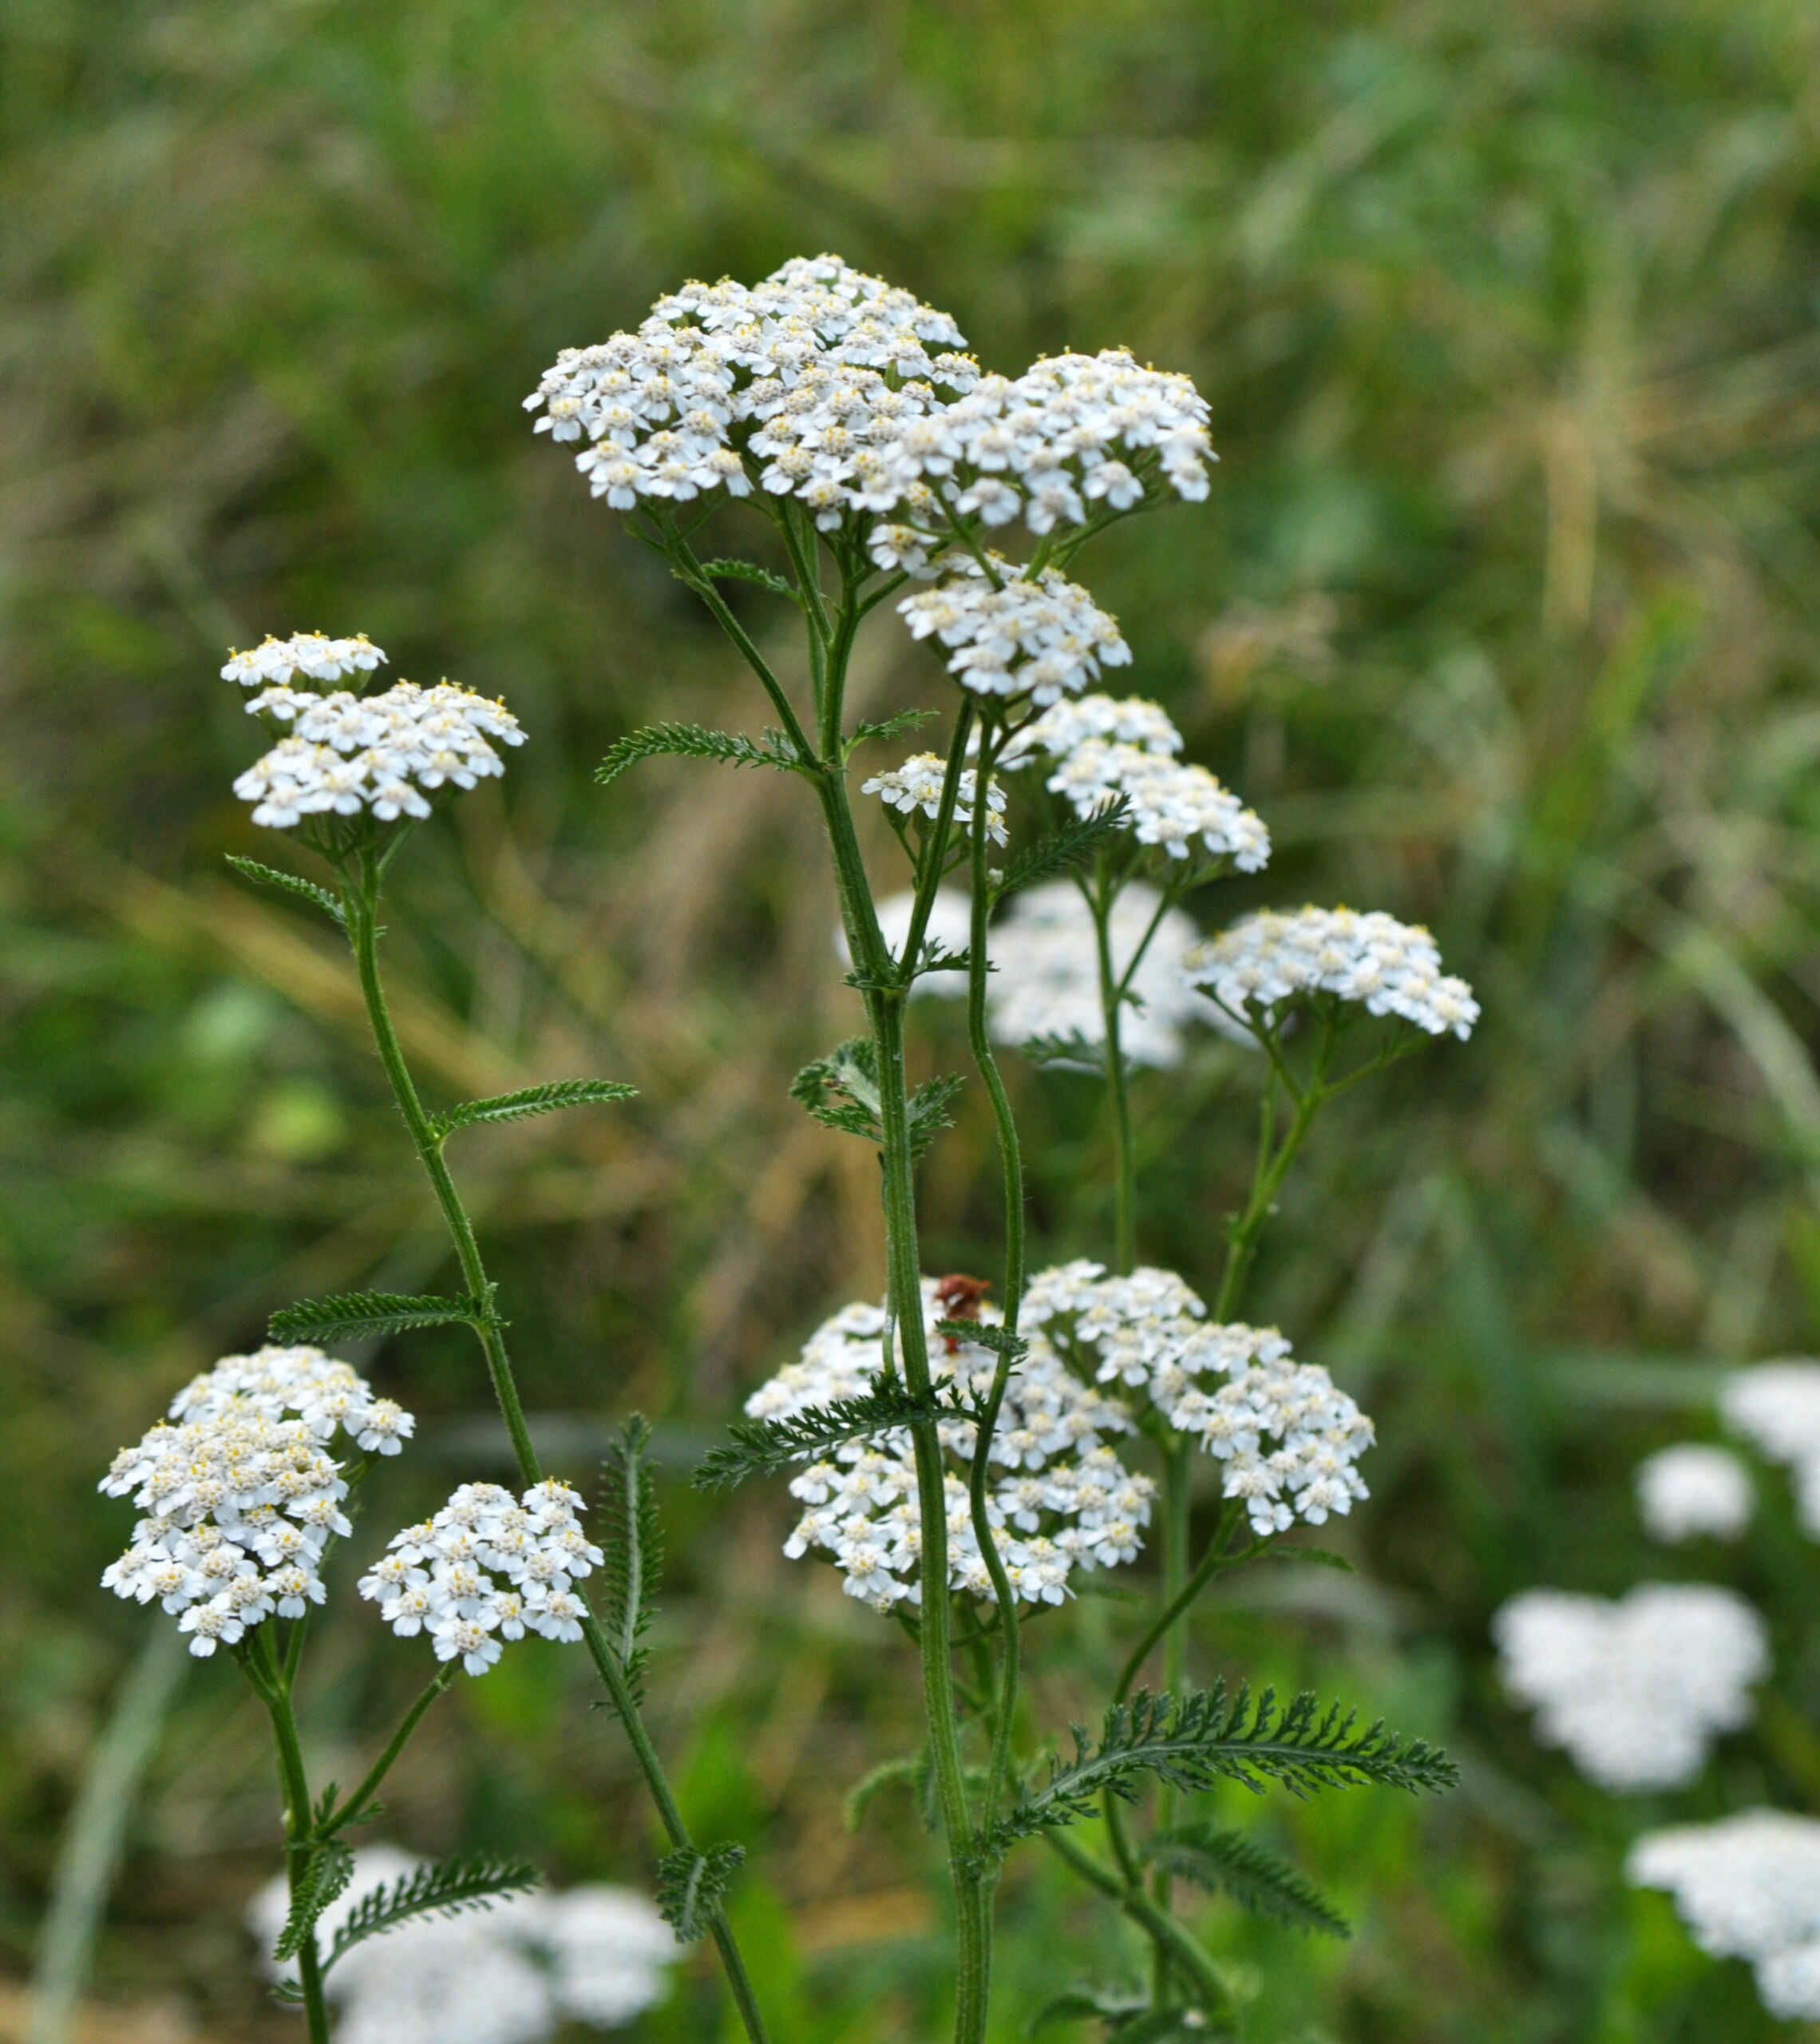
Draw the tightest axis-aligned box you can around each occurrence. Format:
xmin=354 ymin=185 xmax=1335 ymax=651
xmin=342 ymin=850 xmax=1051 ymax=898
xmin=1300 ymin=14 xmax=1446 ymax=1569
xmin=1634 ymin=1444 xmax=1752 ymax=1543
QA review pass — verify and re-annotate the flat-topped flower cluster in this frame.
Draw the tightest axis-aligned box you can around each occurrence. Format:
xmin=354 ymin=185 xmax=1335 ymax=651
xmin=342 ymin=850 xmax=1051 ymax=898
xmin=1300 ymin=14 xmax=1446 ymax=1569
xmin=100 ymin=1346 xmax=413 ymax=1657
xmin=862 ymin=754 xmax=1007 ymax=843
xmin=1184 ymin=905 xmax=1479 ymax=1040
xmin=1023 ymin=1262 xmax=1375 ymax=1535
xmin=525 ymin=253 xmax=1213 ymax=541
xmin=223 ymin=632 xmax=389 ymax=690
xmin=896 ymin=562 xmax=1131 ymax=705
xmin=1721 ymin=1360 xmax=1820 ymax=1535
xmin=750 ymin=1281 xmax=1153 ymax=1610
xmin=361 ymin=1480 xmax=603 ymax=1675
xmin=1494 ymin=1582 xmax=1767 ymax=1791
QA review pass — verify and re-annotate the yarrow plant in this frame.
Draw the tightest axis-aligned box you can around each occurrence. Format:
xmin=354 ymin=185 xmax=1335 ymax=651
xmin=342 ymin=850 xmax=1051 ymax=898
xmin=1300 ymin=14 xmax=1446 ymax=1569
xmin=532 ymin=253 xmax=1473 ymax=2039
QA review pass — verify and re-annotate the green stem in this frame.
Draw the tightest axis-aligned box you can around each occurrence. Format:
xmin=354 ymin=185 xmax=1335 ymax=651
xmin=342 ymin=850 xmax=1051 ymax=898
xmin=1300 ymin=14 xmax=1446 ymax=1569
xmin=342 ymin=862 xmax=771 ymax=2044
xmin=318 ymin=1663 xmax=456 ymax=1838
xmin=251 ymin=1631 xmax=330 ymax=2044
xmin=1090 ymin=869 xmax=1138 ymax=1279
xmin=1116 ymin=1504 xmax=1247 ymax=1705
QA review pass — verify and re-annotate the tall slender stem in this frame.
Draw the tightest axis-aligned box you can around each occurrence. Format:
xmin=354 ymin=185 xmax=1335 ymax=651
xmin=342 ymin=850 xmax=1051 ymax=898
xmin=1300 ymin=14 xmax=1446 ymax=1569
xmin=319 ymin=1663 xmax=456 ymax=1837
xmin=252 ymin=1633 xmax=330 ymax=2044
xmin=342 ymin=858 xmax=771 ymax=2044
xmin=1090 ymin=872 xmax=1138 ymax=1279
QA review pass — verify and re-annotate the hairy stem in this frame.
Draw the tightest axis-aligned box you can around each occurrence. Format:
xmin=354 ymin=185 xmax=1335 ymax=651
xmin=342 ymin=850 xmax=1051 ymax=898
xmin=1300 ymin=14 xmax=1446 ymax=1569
xmin=342 ymin=860 xmax=771 ymax=2044
xmin=319 ymin=1663 xmax=456 ymax=1837
xmin=251 ymin=1633 xmax=330 ymax=2044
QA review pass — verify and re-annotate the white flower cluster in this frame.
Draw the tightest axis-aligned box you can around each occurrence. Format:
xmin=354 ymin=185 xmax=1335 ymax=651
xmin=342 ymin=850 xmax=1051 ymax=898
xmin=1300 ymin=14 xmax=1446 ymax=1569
xmin=897 ymin=561 xmax=1131 ymax=705
xmin=361 ymin=1480 xmax=602 ymax=1676
xmin=1635 ymin=1444 xmax=1753 ymax=1543
xmin=750 ymin=1281 xmax=1153 ymax=1611
xmin=987 ymin=881 xmax=1252 ymax=1066
xmin=861 ymin=753 xmax=1007 ymax=844
xmin=999 ymin=691 xmax=1183 ymax=764
xmin=1023 ymin=1262 xmax=1374 ymax=1535
xmin=232 ymin=679 xmax=527 ymax=829
xmin=1628 ymin=1812 xmax=1820 ymax=2022
xmin=1721 ymin=1360 xmax=1820 ymax=1536
xmin=528 ymin=256 xmax=1214 ymax=541
xmin=1182 ymin=906 xmax=1479 ymax=1040
xmin=100 ymin=1347 xmax=413 ymax=1658
xmin=249 ymin=1848 xmax=679 ymax=2042
xmin=222 ymin=632 xmax=388 ymax=690
xmin=1493 ymin=1583 xmax=1767 ymax=1791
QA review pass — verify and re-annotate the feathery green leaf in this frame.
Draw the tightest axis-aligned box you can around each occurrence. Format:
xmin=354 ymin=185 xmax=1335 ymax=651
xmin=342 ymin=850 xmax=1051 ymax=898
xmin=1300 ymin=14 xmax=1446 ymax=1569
xmin=694 ymin=1377 xmax=956 ymax=1491
xmin=991 ymin=798 xmax=1131 ymax=902
xmin=322 ymin=1853 xmax=540 ymax=1971
xmin=268 ymin=1288 xmax=494 ymax=1344
xmin=226 ymin=854 xmax=346 ymax=926
xmin=430 ymin=1078 xmax=636 ymax=1139
xmin=596 ymin=721 xmax=807 ymax=788
xmin=272 ymin=1840 xmax=354 ymax=1961
xmin=1141 ymin=1821 xmax=1351 ymax=1937
xmin=698 ymin=556 xmax=797 ymax=600
xmin=655 ymin=1841 xmax=744 ymax=1941
xmin=598 ymin=1417 xmax=663 ymax=1700
xmin=849 ymin=708 xmax=940 ymax=752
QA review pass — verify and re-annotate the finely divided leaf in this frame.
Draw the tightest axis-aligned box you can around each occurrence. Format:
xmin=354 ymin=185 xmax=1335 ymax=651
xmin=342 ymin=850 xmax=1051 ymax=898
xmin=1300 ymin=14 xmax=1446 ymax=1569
xmin=268 ymin=1289 xmax=492 ymax=1344
xmin=986 ymin=1684 xmax=1457 ymax=1854
xmin=906 ymin=1071 xmax=965 ymax=1161
xmin=226 ymin=854 xmax=346 ymax=927
xmin=431 ymin=1079 xmax=636 ymax=1139
xmin=849 ymin=708 xmax=940 ymax=751
xmin=655 ymin=1842 xmax=744 ymax=1942
xmin=991 ymin=799 xmax=1131 ymax=902
xmin=699 ymin=557 xmax=797 ymax=600
xmin=597 ymin=721 xmax=806 ymax=789
xmin=1141 ymin=1822 xmax=1351 ymax=1938
xmin=598 ymin=1417 xmax=663 ymax=1698
xmin=694 ymin=1377 xmax=954 ymax=1491
xmin=789 ymin=1037 xmax=882 ymax=1141
xmin=272 ymin=1840 xmax=354 ymax=1961
xmin=322 ymin=1853 xmax=540 ymax=1971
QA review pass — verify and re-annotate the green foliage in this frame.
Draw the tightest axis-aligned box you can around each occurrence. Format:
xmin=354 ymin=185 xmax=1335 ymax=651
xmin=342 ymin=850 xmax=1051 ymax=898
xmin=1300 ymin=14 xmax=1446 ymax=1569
xmin=428 ymin=1078 xmax=636 ymax=1139
xmin=1140 ymin=1821 xmax=1351 ymax=1938
xmin=987 ymin=1686 xmax=1456 ymax=1853
xmin=595 ymin=722 xmax=806 ymax=789
xmin=789 ymin=1037 xmax=963 ymax=1160
xmin=849 ymin=709 xmax=941 ymax=753
xmin=655 ymin=1840 xmax=745 ymax=1942
xmin=267 ymin=1289 xmax=494 ymax=1343
xmin=698 ymin=557 xmax=797 ymax=600
xmin=224 ymin=856 xmax=346 ymax=927
xmin=598 ymin=1417 xmax=662 ymax=1697
xmin=991 ymin=802 xmax=1131 ymax=903
xmin=1030 ymin=1987 xmax=1225 ymax=2042
xmin=693 ymin=1377 xmax=957 ymax=1491
xmin=271 ymin=1841 xmax=354 ymax=1961
xmin=322 ymin=1855 xmax=540 ymax=1971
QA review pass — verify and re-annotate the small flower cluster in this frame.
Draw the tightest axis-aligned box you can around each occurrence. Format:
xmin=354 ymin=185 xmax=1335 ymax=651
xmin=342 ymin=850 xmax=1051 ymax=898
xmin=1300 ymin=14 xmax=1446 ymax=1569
xmin=1628 ymin=1812 xmax=1820 ymax=2022
xmin=100 ymin=1347 xmax=413 ymax=1657
xmin=1023 ymin=1262 xmax=1375 ymax=1535
xmin=250 ymin=1848 xmax=679 ymax=2042
xmin=361 ymin=1480 xmax=602 ymax=1676
xmin=999 ymin=691 xmax=1183 ymax=765
xmin=1182 ymin=906 xmax=1479 ymax=1040
xmin=233 ymin=679 xmax=527 ymax=830
xmin=897 ymin=561 xmax=1130 ymax=705
xmin=861 ymin=754 xmax=1007 ymax=844
xmin=1635 ymin=1443 xmax=1753 ymax=1543
xmin=1046 ymin=742 xmax=1270 ymax=869
xmin=749 ymin=1281 xmax=1153 ymax=1610
xmin=222 ymin=632 xmax=388 ymax=690
xmin=1720 ymin=1360 xmax=1820 ymax=1535
xmin=987 ymin=881 xmax=1252 ymax=1066
xmin=1493 ymin=1583 xmax=1767 ymax=1791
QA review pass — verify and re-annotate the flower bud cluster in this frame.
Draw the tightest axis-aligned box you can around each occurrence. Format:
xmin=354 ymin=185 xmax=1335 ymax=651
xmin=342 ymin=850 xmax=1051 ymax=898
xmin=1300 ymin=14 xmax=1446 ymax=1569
xmin=750 ymin=1281 xmax=1153 ymax=1611
xmin=232 ymin=679 xmax=526 ymax=829
xmin=861 ymin=753 xmax=1007 ymax=843
xmin=1635 ymin=1443 xmax=1753 ymax=1543
xmin=1182 ymin=906 xmax=1479 ymax=1040
xmin=1023 ymin=1262 xmax=1374 ymax=1535
xmin=896 ymin=561 xmax=1130 ymax=705
xmin=100 ymin=1346 xmax=413 ymax=1657
xmin=361 ymin=1480 xmax=603 ymax=1676
xmin=1628 ymin=1812 xmax=1820 ymax=2022
xmin=1494 ymin=1582 xmax=1767 ymax=1790
xmin=1720 ymin=1361 xmax=1820 ymax=1535
xmin=222 ymin=632 xmax=388 ymax=690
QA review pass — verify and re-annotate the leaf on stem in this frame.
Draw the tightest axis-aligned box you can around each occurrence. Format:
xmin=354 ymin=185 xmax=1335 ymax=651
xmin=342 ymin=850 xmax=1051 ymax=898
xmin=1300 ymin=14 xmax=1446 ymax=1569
xmin=268 ymin=1289 xmax=495 ymax=1344
xmin=655 ymin=1841 xmax=744 ymax=1942
xmin=1140 ymin=1821 xmax=1351 ymax=1937
xmin=789 ymin=1039 xmax=964 ymax=1161
xmin=991 ymin=799 xmax=1131 ymax=904
xmin=848 ymin=708 xmax=940 ymax=753
xmin=596 ymin=721 xmax=807 ymax=789
xmin=225 ymin=854 xmax=346 ymax=927
xmin=429 ymin=1079 xmax=636 ymax=1139
xmin=698 ymin=557 xmax=797 ymax=600
xmin=693 ymin=1377 xmax=960 ymax=1491
xmin=598 ymin=1417 xmax=663 ymax=1700
xmin=322 ymin=1854 xmax=540 ymax=1972
xmin=933 ymin=1321 xmax=1028 ymax=1358
xmin=272 ymin=1840 xmax=354 ymax=1961
xmin=985 ymin=1684 xmax=1458 ymax=1854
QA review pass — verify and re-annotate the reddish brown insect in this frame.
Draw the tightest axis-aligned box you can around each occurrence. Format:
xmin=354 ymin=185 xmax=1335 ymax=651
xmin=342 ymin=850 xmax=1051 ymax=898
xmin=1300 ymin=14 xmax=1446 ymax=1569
xmin=934 ymin=1274 xmax=992 ymax=1349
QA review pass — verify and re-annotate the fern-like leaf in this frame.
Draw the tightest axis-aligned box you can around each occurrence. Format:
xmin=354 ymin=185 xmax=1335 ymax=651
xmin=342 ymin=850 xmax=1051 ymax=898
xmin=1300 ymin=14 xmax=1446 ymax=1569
xmin=986 ymin=1684 xmax=1456 ymax=1854
xmin=1141 ymin=1822 xmax=1351 ymax=1937
xmin=698 ymin=557 xmax=797 ymax=600
xmin=843 ymin=1753 xmax=927 ymax=1832
xmin=694 ymin=1378 xmax=955 ymax=1491
xmin=849 ymin=708 xmax=940 ymax=752
xmin=430 ymin=1079 xmax=636 ymax=1139
xmin=272 ymin=1841 xmax=354 ymax=1961
xmin=322 ymin=1853 xmax=540 ymax=1972
xmin=225 ymin=854 xmax=346 ymax=926
xmin=789 ymin=1039 xmax=961 ymax=1161
xmin=596 ymin=721 xmax=806 ymax=789
xmin=598 ymin=1417 xmax=663 ymax=1698
xmin=907 ymin=1071 xmax=965 ymax=1161
xmin=655 ymin=1841 xmax=744 ymax=1942
xmin=268 ymin=1289 xmax=493 ymax=1344
xmin=991 ymin=799 xmax=1131 ymax=902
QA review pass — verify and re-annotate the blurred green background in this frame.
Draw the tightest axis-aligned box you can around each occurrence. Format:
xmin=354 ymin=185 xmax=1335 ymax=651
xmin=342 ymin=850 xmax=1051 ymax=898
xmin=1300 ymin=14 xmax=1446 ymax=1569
xmin=7 ymin=0 xmax=1820 ymax=2037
